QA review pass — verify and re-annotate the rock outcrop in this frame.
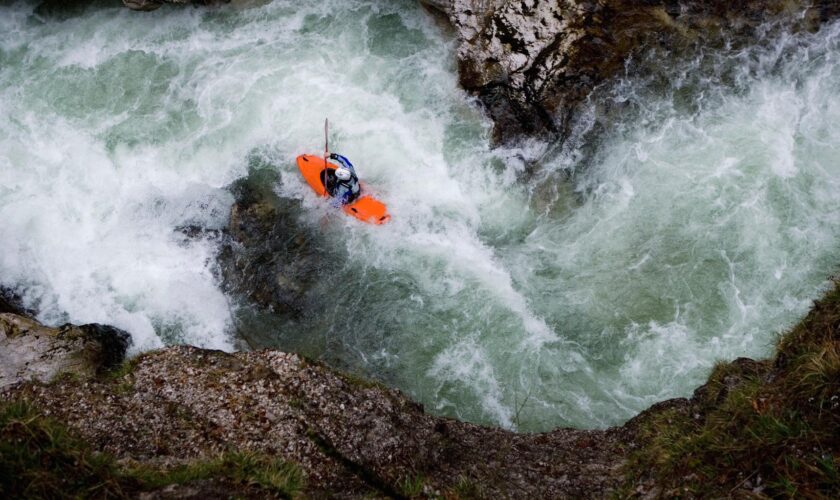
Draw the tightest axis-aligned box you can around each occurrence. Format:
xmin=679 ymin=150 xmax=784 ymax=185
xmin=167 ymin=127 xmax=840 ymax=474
xmin=0 ymin=313 xmax=131 ymax=390
xmin=422 ymin=0 xmax=840 ymax=145
xmin=122 ymin=0 xmax=222 ymax=12
xmin=5 ymin=345 xmax=627 ymax=497
xmin=217 ymin=167 xmax=330 ymax=319
xmin=3 ymin=281 xmax=839 ymax=496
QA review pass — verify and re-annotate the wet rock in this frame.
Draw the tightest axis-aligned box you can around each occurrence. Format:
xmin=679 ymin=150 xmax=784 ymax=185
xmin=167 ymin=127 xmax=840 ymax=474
xmin=77 ymin=323 xmax=134 ymax=370
xmin=122 ymin=0 xmax=229 ymax=12
xmin=122 ymin=0 xmax=164 ymax=11
xmin=0 ymin=287 xmax=28 ymax=316
xmin=423 ymin=0 xmax=840 ymax=145
xmin=217 ymin=167 xmax=328 ymax=317
xmin=175 ymin=225 xmax=221 ymax=241
xmin=0 ymin=313 xmax=131 ymax=390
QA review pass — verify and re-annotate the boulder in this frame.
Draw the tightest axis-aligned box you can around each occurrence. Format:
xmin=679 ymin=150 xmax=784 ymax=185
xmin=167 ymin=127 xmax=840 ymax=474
xmin=423 ymin=0 xmax=840 ymax=145
xmin=122 ymin=0 xmax=228 ymax=12
xmin=217 ymin=168 xmax=331 ymax=321
xmin=0 ymin=313 xmax=131 ymax=390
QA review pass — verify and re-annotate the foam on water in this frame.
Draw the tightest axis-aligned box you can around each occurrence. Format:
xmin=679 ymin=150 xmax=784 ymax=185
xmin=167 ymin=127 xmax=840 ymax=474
xmin=1 ymin=0 xmax=839 ymax=430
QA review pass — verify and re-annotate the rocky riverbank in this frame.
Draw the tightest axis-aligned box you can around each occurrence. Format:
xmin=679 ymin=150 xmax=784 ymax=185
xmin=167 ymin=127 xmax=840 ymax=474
xmin=2 ymin=280 xmax=839 ymax=497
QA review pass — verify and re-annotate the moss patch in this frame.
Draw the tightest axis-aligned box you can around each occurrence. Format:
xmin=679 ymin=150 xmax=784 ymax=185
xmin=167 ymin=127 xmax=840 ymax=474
xmin=0 ymin=400 xmax=304 ymax=498
xmin=129 ymin=452 xmax=303 ymax=496
xmin=0 ymin=400 xmax=132 ymax=498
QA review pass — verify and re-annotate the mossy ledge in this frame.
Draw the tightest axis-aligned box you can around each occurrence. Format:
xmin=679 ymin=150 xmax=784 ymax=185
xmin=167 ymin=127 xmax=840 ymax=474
xmin=2 ymin=281 xmax=839 ymax=497
xmin=622 ymin=280 xmax=840 ymax=497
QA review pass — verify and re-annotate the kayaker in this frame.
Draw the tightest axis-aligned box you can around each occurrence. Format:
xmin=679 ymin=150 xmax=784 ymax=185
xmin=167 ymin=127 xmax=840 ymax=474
xmin=327 ymin=153 xmax=361 ymax=205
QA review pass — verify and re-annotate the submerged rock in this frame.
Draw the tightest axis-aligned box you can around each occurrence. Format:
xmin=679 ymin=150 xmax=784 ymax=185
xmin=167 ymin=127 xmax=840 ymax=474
xmin=0 ymin=313 xmax=131 ymax=390
xmin=122 ymin=0 xmax=228 ymax=12
xmin=423 ymin=0 xmax=840 ymax=145
xmin=0 ymin=288 xmax=28 ymax=316
xmin=217 ymin=167 xmax=329 ymax=318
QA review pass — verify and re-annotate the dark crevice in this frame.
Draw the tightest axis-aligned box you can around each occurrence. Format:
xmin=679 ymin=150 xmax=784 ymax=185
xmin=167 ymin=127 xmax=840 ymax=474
xmin=305 ymin=427 xmax=407 ymax=499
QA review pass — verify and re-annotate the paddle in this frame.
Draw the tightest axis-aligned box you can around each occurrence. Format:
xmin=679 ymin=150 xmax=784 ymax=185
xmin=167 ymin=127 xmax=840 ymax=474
xmin=323 ymin=118 xmax=329 ymax=197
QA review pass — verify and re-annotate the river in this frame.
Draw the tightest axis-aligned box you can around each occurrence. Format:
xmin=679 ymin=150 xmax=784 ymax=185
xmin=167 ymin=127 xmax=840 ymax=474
xmin=1 ymin=0 xmax=839 ymax=431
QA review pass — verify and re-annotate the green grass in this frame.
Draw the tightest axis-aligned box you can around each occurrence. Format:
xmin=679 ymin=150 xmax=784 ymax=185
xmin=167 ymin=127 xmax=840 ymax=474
xmin=103 ymin=356 xmax=143 ymax=381
xmin=449 ymin=474 xmax=485 ymax=499
xmin=104 ymin=356 xmax=145 ymax=395
xmin=623 ymin=281 xmax=840 ymax=497
xmin=0 ymin=400 xmax=304 ymax=498
xmin=129 ymin=451 xmax=303 ymax=495
xmin=398 ymin=474 xmax=426 ymax=497
xmin=0 ymin=400 xmax=131 ymax=498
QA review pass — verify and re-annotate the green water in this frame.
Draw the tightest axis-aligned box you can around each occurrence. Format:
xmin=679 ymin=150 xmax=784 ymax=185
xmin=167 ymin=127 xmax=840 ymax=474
xmin=1 ymin=0 xmax=839 ymax=430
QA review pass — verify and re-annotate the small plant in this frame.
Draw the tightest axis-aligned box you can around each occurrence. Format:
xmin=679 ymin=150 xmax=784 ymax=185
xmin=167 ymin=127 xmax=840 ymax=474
xmin=399 ymin=474 xmax=426 ymax=497
xmin=104 ymin=356 xmax=143 ymax=381
xmin=0 ymin=399 xmax=305 ymax=498
xmin=452 ymin=474 xmax=484 ymax=499
xmin=0 ymin=400 xmax=130 ymax=498
xmin=103 ymin=357 xmax=148 ymax=396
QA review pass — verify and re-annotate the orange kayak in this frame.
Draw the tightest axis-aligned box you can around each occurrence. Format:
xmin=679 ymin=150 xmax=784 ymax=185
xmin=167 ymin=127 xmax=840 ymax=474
xmin=295 ymin=154 xmax=390 ymax=225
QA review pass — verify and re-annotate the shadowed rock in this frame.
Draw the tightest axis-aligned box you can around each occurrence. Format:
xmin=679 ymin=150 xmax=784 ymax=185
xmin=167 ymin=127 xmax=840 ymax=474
xmin=423 ymin=0 xmax=840 ymax=145
xmin=122 ymin=0 xmax=228 ymax=12
xmin=0 ymin=313 xmax=131 ymax=390
xmin=217 ymin=167 xmax=329 ymax=318
xmin=0 ymin=289 xmax=27 ymax=316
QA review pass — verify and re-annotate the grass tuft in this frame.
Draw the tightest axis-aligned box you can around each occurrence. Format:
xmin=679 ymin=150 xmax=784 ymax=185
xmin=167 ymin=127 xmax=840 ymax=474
xmin=398 ymin=474 xmax=426 ymax=497
xmin=450 ymin=474 xmax=485 ymax=499
xmin=0 ymin=399 xmax=304 ymax=498
xmin=129 ymin=451 xmax=303 ymax=496
xmin=0 ymin=400 xmax=130 ymax=498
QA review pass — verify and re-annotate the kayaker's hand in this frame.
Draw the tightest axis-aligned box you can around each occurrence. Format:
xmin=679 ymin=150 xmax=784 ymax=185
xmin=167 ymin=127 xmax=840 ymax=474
xmin=329 ymin=153 xmax=338 ymax=160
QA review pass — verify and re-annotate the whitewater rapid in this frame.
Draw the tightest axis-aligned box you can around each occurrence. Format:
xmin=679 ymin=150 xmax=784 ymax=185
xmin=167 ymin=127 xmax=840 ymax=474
xmin=1 ymin=0 xmax=839 ymax=430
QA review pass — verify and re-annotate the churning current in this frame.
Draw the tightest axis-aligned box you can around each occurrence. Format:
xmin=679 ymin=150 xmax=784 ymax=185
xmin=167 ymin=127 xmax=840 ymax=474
xmin=1 ymin=0 xmax=839 ymax=431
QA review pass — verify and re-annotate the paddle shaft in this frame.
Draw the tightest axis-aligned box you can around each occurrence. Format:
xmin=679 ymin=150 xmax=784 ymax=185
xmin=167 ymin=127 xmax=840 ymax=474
xmin=323 ymin=118 xmax=329 ymax=197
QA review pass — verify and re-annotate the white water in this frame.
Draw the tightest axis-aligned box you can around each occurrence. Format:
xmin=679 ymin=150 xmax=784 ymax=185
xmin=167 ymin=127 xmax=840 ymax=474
xmin=1 ymin=0 xmax=839 ymax=430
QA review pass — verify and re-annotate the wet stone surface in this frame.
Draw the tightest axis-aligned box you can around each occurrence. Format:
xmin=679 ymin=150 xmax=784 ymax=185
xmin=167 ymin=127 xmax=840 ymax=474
xmin=217 ymin=167 xmax=330 ymax=321
xmin=422 ymin=0 xmax=840 ymax=145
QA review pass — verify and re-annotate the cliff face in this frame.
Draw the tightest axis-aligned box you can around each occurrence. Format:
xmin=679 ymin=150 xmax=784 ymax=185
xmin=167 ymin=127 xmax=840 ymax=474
xmin=422 ymin=0 xmax=840 ymax=145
